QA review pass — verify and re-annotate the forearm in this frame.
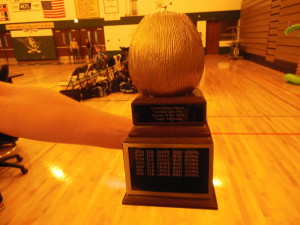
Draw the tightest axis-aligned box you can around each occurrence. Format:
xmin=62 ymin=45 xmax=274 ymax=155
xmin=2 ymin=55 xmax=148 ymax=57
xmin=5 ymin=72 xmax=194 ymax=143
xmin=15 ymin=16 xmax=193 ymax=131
xmin=0 ymin=82 xmax=132 ymax=149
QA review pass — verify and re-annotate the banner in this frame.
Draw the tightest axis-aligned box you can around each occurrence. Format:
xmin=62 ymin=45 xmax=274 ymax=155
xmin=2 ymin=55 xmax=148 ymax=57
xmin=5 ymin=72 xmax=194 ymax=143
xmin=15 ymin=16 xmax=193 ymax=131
xmin=74 ymin=0 xmax=99 ymax=18
xmin=12 ymin=36 xmax=57 ymax=60
xmin=10 ymin=0 xmax=39 ymax=3
xmin=104 ymin=0 xmax=119 ymax=14
xmin=0 ymin=4 xmax=9 ymax=21
xmin=11 ymin=2 xmax=42 ymax=12
xmin=6 ymin=22 xmax=54 ymax=30
xmin=103 ymin=0 xmax=120 ymax=21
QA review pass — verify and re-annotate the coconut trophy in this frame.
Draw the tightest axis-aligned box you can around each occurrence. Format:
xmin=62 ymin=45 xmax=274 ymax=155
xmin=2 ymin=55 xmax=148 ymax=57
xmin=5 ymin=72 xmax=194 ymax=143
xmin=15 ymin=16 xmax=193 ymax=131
xmin=122 ymin=11 xmax=217 ymax=209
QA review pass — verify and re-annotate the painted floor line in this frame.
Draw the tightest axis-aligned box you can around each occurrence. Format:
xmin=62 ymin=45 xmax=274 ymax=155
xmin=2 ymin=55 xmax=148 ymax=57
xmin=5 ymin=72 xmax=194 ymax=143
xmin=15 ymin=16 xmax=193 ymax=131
xmin=211 ymin=132 xmax=300 ymax=135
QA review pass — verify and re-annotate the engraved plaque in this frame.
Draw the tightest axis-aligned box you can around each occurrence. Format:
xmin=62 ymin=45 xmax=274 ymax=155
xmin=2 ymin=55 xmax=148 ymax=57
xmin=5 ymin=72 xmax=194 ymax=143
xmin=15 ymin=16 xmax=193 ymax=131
xmin=123 ymin=136 xmax=214 ymax=200
xmin=133 ymin=104 xmax=205 ymax=125
xmin=129 ymin=147 xmax=209 ymax=194
xmin=132 ymin=88 xmax=206 ymax=125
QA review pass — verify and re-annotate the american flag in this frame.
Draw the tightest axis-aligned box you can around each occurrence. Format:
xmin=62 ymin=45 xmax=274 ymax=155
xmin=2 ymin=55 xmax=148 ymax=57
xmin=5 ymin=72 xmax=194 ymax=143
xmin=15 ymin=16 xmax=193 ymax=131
xmin=41 ymin=0 xmax=65 ymax=18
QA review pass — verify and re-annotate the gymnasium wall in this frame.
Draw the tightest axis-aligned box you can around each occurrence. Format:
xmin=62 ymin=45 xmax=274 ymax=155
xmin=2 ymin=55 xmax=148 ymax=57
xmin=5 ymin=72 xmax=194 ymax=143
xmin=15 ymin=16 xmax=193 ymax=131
xmin=0 ymin=0 xmax=241 ymax=60
xmin=240 ymin=0 xmax=300 ymax=73
xmin=0 ymin=0 xmax=242 ymax=24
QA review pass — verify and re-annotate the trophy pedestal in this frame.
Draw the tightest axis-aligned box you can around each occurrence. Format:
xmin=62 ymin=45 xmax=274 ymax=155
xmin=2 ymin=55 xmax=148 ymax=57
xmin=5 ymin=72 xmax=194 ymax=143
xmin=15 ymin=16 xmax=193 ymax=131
xmin=122 ymin=187 xmax=217 ymax=209
xmin=122 ymin=88 xmax=218 ymax=209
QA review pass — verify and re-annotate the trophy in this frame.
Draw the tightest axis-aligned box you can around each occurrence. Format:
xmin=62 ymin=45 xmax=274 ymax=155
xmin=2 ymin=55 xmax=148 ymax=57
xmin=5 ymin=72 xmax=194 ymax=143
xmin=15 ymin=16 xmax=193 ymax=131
xmin=122 ymin=11 xmax=218 ymax=209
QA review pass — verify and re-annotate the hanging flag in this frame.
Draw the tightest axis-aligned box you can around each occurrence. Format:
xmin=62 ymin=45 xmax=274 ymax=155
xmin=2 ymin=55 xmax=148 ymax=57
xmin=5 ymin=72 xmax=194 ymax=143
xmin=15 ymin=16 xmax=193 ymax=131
xmin=41 ymin=0 xmax=66 ymax=18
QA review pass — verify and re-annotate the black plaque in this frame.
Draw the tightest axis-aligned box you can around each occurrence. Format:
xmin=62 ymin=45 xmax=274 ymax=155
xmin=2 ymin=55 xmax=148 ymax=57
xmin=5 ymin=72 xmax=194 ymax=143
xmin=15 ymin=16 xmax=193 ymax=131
xmin=128 ymin=147 xmax=209 ymax=194
xmin=131 ymin=88 xmax=207 ymax=125
xmin=132 ymin=104 xmax=205 ymax=125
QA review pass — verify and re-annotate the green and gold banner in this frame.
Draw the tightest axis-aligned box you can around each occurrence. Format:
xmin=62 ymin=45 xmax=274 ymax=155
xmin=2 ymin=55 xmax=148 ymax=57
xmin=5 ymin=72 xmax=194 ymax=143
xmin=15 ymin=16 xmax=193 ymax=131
xmin=12 ymin=36 xmax=57 ymax=60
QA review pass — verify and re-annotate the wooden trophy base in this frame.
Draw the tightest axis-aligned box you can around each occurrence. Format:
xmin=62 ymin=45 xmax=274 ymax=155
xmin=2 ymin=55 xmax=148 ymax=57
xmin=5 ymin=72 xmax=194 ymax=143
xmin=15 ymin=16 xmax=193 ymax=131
xmin=122 ymin=186 xmax=218 ymax=210
xmin=122 ymin=87 xmax=217 ymax=210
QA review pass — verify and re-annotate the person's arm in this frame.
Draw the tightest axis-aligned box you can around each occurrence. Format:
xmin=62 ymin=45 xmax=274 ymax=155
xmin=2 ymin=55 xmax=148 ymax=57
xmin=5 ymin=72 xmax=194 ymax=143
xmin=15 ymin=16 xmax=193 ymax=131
xmin=0 ymin=82 xmax=132 ymax=149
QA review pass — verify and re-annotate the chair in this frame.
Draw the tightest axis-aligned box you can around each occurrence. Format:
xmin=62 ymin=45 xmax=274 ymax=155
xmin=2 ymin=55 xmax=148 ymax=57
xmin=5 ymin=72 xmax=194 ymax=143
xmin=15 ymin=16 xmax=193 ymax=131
xmin=81 ymin=64 xmax=88 ymax=73
xmin=71 ymin=67 xmax=82 ymax=80
xmin=0 ymin=64 xmax=11 ymax=83
xmin=0 ymin=64 xmax=28 ymax=174
xmin=0 ymin=134 xmax=28 ymax=174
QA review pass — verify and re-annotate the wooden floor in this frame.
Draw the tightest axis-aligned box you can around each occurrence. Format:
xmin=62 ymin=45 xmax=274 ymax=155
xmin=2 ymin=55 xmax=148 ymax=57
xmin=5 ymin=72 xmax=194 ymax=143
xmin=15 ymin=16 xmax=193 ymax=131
xmin=0 ymin=55 xmax=299 ymax=225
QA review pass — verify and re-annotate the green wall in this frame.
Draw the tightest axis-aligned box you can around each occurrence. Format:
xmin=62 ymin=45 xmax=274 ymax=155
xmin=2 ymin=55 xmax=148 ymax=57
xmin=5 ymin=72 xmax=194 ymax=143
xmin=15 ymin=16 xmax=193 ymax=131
xmin=1 ymin=10 xmax=239 ymax=59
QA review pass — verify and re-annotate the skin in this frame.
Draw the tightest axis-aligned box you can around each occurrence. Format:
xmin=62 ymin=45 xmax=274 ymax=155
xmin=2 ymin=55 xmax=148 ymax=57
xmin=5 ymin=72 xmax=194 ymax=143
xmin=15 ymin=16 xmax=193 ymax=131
xmin=0 ymin=82 xmax=132 ymax=149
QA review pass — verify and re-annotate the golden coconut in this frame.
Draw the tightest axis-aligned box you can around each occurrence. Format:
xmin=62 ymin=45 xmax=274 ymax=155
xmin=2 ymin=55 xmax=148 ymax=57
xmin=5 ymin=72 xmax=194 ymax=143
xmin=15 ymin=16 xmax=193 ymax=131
xmin=129 ymin=11 xmax=205 ymax=97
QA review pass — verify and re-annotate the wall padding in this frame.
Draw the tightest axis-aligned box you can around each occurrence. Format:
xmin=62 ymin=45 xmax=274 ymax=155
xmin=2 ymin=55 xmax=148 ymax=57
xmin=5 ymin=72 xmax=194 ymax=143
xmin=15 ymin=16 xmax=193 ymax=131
xmin=240 ymin=0 xmax=300 ymax=72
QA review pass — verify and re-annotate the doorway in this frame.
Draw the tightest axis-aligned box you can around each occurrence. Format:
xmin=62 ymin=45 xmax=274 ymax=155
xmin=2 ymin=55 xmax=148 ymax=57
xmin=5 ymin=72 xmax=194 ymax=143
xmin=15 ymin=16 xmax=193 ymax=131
xmin=79 ymin=27 xmax=105 ymax=58
xmin=206 ymin=21 xmax=221 ymax=55
xmin=53 ymin=29 xmax=81 ymax=60
xmin=54 ymin=28 xmax=105 ymax=60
